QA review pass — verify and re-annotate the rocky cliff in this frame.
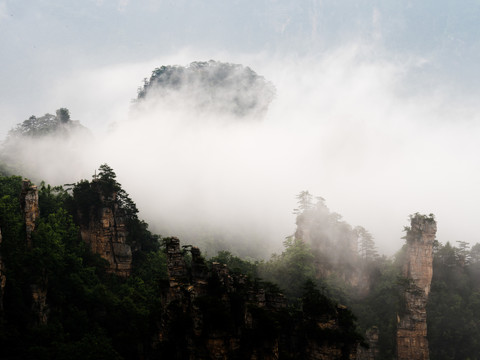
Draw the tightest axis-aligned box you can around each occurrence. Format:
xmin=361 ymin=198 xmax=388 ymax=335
xmin=20 ymin=180 xmax=39 ymax=247
xmin=396 ymin=214 xmax=436 ymax=360
xmin=159 ymin=237 xmax=359 ymax=359
xmin=356 ymin=327 xmax=379 ymax=360
xmin=78 ymin=186 xmax=132 ymax=277
xmin=20 ymin=179 xmax=48 ymax=324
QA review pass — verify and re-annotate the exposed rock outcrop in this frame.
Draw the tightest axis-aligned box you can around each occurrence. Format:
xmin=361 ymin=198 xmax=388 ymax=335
xmin=31 ymin=284 xmax=48 ymax=325
xmin=79 ymin=188 xmax=132 ymax=277
xmin=20 ymin=179 xmax=48 ymax=324
xmin=20 ymin=180 xmax=39 ymax=247
xmin=356 ymin=327 xmax=379 ymax=360
xmin=396 ymin=214 xmax=436 ymax=360
xmin=160 ymin=237 xmax=359 ymax=359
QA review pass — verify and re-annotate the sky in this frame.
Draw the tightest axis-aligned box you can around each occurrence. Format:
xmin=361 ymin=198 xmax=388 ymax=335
xmin=1 ymin=0 xmax=480 ymax=256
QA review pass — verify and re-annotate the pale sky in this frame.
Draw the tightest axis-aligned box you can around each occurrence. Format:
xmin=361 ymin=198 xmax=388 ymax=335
xmin=1 ymin=0 xmax=480 ymax=255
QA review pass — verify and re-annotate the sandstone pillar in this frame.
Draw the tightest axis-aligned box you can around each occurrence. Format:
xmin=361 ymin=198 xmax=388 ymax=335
xmin=397 ymin=214 xmax=436 ymax=360
xmin=79 ymin=192 xmax=132 ymax=277
xmin=20 ymin=180 xmax=49 ymax=324
xmin=20 ymin=180 xmax=39 ymax=247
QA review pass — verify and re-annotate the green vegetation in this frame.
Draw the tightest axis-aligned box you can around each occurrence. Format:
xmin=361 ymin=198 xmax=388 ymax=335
xmin=1 ymin=172 xmax=479 ymax=359
xmin=259 ymin=236 xmax=316 ymax=299
xmin=0 ymin=108 xmax=91 ymax=179
xmin=6 ymin=108 xmax=83 ymax=138
xmin=0 ymin=170 xmax=362 ymax=359
xmin=0 ymin=169 xmax=166 ymax=359
xmin=427 ymin=240 xmax=480 ymax=359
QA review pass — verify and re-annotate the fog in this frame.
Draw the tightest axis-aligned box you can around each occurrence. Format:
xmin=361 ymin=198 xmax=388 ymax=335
xmin=3 ymin=42 xmax=480 ymax=257
xmin=2 ymin=1 xmax=480 ymax=257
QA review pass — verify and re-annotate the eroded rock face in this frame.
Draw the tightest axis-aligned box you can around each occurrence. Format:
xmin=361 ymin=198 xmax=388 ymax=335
xmin=20 ymin=180 xmax=39 ymax=247
xmin=79 ymin=192 xmax=132 ymax=277
xmin=31 ymin=284 xmax=48 ymax=325
xmin=397 ymin=214 xmax=436 ymax=360
xmin=20 ymin=180 xmax=49 ymax=324
xmin=161 ymin=237 xmax=358 ymax=359
xmin=356 ymin=327 xmax=379 ymax=360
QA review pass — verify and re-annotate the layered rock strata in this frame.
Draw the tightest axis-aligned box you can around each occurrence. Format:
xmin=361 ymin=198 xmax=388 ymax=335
xmin=397 ymin=214 xmax=436 ymax=360
xmin=79 ymin=189 xmax=132 ymax=277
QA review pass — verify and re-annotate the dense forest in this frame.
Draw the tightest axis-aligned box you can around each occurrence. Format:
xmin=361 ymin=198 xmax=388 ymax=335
xmin=1 ymin=162 xmax=480 ymax=359
xmin=0 ymin=168 xmax=363 ymax=359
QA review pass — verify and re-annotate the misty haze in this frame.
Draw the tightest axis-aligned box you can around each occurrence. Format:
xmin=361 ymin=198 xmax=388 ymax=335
xmin=1 ymin=1 xmax=480 ymax=359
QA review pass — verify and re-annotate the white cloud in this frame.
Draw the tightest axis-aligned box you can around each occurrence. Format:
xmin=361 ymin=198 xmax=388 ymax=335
xmin=7 ymin=43 xmax=480 ymax=257
xmin=117 ymin=0 xmax=129 ymax=12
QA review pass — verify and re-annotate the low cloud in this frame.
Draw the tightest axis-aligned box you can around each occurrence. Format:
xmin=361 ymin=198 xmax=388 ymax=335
xmin=5 ymin=44 xmax=480 ymax=256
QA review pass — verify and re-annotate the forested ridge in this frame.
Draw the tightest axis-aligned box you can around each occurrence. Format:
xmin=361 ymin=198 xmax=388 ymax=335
xmin=1 ymin=166 xmax=480 ymax=359
xmin=0 ymin=169 xmax=363 ymax=359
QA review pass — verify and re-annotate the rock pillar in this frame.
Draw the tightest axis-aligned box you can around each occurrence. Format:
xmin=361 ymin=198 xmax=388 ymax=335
xmin=20 ymin=180 xmax=48 ymax=324
xmin=164 ymin=237 xmax=188 ymax=302
xmin=397 ymin=214 xmax=436 ymax=360
xmin=79 ymin=192 xmax=132 ymax=277
xmin=20 ymin=180 xmax=39 ymax=247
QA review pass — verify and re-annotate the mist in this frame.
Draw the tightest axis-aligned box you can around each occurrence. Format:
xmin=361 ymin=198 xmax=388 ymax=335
xmin=3 ymin=40 xmax=480 ymax=257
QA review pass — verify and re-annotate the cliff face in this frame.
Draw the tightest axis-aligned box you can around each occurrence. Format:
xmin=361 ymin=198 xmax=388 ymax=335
xmin=20 ymin=180 xmax=48 ymax=324
xmin=79 ymin=191 xmax=132 ymax=277
xmin=160 ymin=238 xmax=358 ymax=359
xmin=20 ymin=180 xmax=39 ymax=247
xmin=356 ymin=327 xmax=379 ymax=360
xmin=397 ymin=214 xmax=436 ymax=360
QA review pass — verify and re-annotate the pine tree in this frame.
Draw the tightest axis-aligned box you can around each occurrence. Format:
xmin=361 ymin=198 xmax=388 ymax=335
xmin=354 ymin=226 xmax=378 ymax=261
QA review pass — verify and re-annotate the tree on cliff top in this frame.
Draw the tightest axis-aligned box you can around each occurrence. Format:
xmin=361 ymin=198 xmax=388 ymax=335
xmin=293 ymin=190 xmax=315 ymax=215
xmin=95 ymin=163 xmax=138 ymax=217
xmin=69 ymin=164 xmax=158 ymax=254
xmin=355 ymin=226 xmax=378 ymax=261
xmin=6 ymin=108 xmax=87 ymax=138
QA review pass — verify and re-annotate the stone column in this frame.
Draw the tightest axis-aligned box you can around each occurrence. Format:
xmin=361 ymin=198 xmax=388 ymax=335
xmin=397 ymin=214 xmax=436 ymax=360
xmin=78 ymin=191 xmax=132 ymax=277
xmin=20 ymin=180 xmax=39 ymax=247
